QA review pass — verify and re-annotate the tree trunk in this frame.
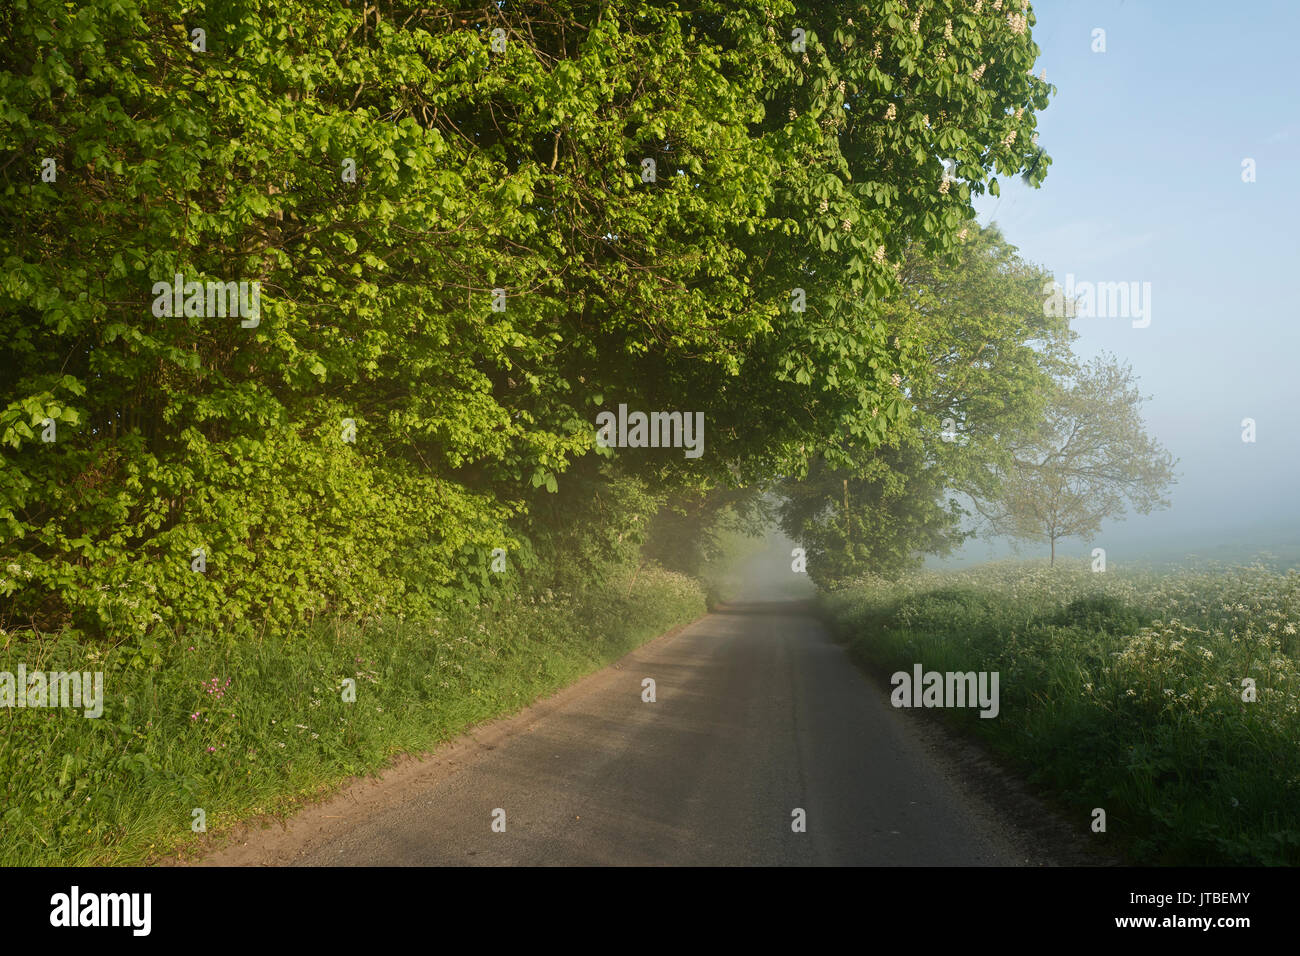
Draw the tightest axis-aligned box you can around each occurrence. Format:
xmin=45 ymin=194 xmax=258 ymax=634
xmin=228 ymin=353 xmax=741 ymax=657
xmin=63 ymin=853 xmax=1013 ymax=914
xmin=1050 ymin=535 xmax=1056 ymax=566
xmin=843 ymin=478 xmax=850 ymax=547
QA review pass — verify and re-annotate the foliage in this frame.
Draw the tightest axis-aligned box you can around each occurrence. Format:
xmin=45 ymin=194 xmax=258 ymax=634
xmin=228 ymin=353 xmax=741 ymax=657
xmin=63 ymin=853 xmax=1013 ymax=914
xmin=823 ymin=560 xmax=1300 ymax=865
xmin=1 ymin=0 xmax=1053 ymax=639
xmin=779 ymin=444 xmax=964 ymax=586
xmin=0 ymin=563 xmax=705 ymax=865
xmin=978 ymin=353 xmax=1178 ymax=564
xmin=778 ymin=222 xmax=1071 ymax=584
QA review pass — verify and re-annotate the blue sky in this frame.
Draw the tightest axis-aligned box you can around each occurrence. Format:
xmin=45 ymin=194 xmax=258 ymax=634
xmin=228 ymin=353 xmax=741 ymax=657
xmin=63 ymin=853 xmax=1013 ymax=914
xmin=949 ymin=0 xmax=1300 ymax=566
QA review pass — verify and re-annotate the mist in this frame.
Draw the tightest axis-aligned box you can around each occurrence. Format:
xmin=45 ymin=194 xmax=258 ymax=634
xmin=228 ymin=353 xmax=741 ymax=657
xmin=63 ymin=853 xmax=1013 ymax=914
xmin=932 ymin=0 xmax=1300 ymax=571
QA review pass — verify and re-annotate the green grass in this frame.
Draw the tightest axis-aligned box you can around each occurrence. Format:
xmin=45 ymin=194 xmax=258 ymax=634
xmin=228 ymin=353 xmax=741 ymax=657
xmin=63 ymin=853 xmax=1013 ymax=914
xmin=821 ymin=560 xmax=1300 ymax=865
xmin=0 ymin=565 xmax=705 ymax=865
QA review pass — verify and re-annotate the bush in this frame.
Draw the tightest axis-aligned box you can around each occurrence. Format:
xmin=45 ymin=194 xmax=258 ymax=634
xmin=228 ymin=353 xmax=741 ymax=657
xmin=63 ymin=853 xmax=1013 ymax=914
xmin=822 ymin=561 xmax=1300 ymax=865
xmin=1053 ymin=593 xmax=1151 ymax=635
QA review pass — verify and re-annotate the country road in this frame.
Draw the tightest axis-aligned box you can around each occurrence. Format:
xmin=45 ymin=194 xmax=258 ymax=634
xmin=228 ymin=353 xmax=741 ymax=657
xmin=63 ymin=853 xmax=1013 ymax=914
xmin=200 ymin=595 xmax=1075 ymax=867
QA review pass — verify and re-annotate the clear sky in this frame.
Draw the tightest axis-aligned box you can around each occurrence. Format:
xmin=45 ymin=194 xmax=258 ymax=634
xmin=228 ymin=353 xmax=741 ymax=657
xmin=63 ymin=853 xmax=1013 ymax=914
xmin=947 ymin=0 xmax=1300 ymax=567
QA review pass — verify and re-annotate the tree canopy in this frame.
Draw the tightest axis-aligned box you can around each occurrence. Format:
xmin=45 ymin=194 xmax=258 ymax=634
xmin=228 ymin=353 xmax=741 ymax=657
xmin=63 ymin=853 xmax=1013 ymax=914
xmin=1 ymin=0 xmax=1054 ymax=636
xmin=778 ymin=221 xmax=1073 ymax=585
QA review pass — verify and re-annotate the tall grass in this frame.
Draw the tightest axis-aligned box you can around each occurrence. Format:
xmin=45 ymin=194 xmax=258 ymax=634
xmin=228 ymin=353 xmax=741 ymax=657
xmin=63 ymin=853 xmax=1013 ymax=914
xmin=822 ymin=560 xmax=1300 ymax=865
xmin=0 ymin=566 xmax=705 ymax=865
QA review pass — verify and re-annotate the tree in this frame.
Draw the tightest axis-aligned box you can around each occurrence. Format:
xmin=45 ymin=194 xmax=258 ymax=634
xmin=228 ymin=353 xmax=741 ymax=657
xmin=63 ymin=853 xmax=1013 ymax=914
xmin=778 ymin=223 xmax=1072 ymax=584
xmin=705 ymin=0 xmax=1055 ymax=482
xmin=0 ymin=0 xmax=1053 ymax=637
xmin=779 ymin=445 xmax=964 ymax=587
xmin=979 ymin=354 xmax=1177 ymax=565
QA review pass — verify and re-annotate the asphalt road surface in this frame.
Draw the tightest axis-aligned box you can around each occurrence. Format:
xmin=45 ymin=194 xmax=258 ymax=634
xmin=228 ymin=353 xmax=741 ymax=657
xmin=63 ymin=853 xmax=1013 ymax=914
xmin=211 ymin=599 xmax=1038 ymax=866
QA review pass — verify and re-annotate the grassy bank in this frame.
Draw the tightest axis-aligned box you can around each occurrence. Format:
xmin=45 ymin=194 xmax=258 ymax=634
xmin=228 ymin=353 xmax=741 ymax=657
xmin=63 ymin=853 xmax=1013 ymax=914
xmin=0 ymin=565 xmax=705 ymax=865
xmin=822 ymin=561 xmax=1300 ymax=865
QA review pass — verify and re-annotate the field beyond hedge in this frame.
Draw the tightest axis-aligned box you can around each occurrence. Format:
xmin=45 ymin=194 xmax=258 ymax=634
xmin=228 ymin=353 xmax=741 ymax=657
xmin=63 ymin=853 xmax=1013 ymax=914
xmin=822 ymin=561 xmax=1300 ymax=865
xmin=0 ymin=566 xmax=704 ymax=866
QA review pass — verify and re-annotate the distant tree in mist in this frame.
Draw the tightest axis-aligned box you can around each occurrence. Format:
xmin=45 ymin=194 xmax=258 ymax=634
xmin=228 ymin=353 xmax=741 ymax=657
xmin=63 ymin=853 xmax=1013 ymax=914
xmin=978 ymin=354 xmax=1177 ymax=565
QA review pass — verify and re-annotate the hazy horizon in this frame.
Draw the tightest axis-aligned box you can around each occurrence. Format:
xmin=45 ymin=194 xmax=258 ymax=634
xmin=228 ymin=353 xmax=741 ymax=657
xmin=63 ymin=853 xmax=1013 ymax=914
xmin=933 ymin=0 xmax=1300 ymax=570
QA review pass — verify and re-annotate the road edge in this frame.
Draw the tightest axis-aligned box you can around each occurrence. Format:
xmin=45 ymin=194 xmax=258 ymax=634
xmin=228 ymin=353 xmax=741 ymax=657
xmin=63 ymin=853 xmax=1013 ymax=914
xmin=162 ymin=612 xmax=709 ymax=867
xmin=814 ymin=600 xmax=1122 ymax=867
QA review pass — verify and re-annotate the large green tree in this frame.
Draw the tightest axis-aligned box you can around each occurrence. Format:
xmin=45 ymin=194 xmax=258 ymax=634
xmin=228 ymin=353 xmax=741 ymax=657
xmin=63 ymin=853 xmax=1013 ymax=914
xmin=1 ymin=0 xmax=1053 ymax=636
xmin=779 ymin=222 xmax=1072 ymax=584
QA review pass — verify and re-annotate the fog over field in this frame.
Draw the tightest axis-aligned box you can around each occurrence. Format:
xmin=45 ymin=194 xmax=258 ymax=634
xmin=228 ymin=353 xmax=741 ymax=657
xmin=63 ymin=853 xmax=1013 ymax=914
xmin=935 ymin=0 xmax=1299 ymax=570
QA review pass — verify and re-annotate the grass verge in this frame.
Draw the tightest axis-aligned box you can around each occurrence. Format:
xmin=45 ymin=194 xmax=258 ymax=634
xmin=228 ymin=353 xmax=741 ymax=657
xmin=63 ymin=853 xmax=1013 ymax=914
xmin=0 ymin=565 xmax=705 ymax=865
xmin=820 ymin=560 xmax=1300 ymax=865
